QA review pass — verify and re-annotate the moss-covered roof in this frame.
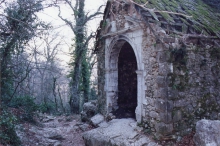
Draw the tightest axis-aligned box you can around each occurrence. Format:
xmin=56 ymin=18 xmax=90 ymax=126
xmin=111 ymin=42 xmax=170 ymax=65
xmin=133 ymin=0 xmax=220 ymax=37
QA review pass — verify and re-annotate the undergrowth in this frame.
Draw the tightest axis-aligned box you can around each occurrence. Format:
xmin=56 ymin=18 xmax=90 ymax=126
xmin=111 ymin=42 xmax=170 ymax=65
xmin=0 ymin=108 xmax=21 ymax=146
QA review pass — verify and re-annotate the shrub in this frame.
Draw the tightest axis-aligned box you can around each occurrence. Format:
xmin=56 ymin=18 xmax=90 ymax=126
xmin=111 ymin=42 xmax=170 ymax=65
xmin=38 ymin=102 xmax=56 ymax=114
xmin=0 ymin=109 xmax=21 ymax=146
xmin=8 ymin=95 xmax=38 ymax=122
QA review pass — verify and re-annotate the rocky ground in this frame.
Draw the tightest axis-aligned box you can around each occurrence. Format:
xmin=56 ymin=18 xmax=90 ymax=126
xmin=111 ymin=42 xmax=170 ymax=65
xmin=83 ymin=118 xmax=160 ymax=146
xmin=15 ymin=113 xmax=196 ymax=146
xmin=16 ymin=114 xmax=93 ymax=146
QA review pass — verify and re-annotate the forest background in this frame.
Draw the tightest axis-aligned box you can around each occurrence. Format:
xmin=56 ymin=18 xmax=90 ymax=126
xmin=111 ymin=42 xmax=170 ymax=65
xmin=0 ymin=0 xmax=105 ymax=145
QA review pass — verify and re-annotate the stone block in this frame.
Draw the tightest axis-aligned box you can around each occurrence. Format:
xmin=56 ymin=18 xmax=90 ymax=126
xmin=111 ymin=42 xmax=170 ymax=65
xmin=159 ymin=112 xmax=172 ymax=124
xmin=90 ymin=114 xmax=105 ymax=127
xmin=155 ymin=122 xmax=173 ymax=135
xmin=149 ymin=111 xmax=159 ymax=120
xmin=172 ymin=110 xmax=182 ymax=122
xmin=156 ymin=88 xmax=168 ymax=99
xmin=158 ymin=63 xmax=170 ymax=76
xmin=194 ymin=119 xmax=220 ymax=146
xmin=174 ymin=99 xmax=189 ymax=108
xmin=181 ymin=128 xmax=192 ymax=136
xmin=145 ymin=97 xmax=155 ymax=106
xmin=174 ymin=122 xmax=187 ymax=131
xmin=81 ymin=101 xmax=98 ymax=122
xmin=157 ymin=52 xmax=167 ymax=63
xmin=146 ymin=90 xmax=153 ymax=97
xmin=155 ymin=44 xmax=163 ymax=51
xmin=156 ymin=76 xmax=166 ymax=87
xmin=155 ymin=99 xmax=173 ymax=112
xmin=168 ymin=89 xmax=178 ymax=100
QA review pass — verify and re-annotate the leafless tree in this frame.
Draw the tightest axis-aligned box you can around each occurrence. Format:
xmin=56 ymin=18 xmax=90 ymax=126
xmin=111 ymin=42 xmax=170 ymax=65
xmin=56 ymin=0 xmax=104 ymax=113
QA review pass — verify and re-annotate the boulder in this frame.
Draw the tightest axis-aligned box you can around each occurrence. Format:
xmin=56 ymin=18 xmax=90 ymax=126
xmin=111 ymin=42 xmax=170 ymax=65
xmin=193 ymin=119 xmax=220 ymax=146
xmin=83 ymin=118 xmax=159 ymax=146
xmin=81 ymin=100 xmax=98 ymax=122
xmin=78 ymin=123 xmax=91 ymax=131
xmin=48 ymin=132 xmax=65 ymax=140
xmin=90 ymin=114 xmax=105 ymax=127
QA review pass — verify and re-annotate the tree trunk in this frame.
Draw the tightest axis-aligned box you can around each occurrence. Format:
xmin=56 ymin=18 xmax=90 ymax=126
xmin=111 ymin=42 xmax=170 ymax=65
xmin=53 ymin=77 xmax=58 ymax=112
xmin=69 ymin=0 xmax=86 ymax=113
xmin=81 ymin=56 xmax=90 ymax=103
xmin=58 ymin=85 xmax=65 ymax=113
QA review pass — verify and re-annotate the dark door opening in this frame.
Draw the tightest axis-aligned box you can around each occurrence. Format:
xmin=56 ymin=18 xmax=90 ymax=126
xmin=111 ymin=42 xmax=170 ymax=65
xmin=113 ymin=42 xmax=137 ymax=119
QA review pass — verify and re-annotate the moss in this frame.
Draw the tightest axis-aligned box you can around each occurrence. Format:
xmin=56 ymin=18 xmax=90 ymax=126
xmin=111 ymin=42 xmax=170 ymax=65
xmin=195 ymin=93 xmax=220 ymax=119
xmin=167 ymin=47 xmax=189 ymax=91
xmin=133 ymin=0 xmax=220 ymax=36
xmin=210 ymin=47 xmax=220 ymax=59
xmin=159 ymin=12 xmax=174 ymax=22
xmin=167 ymin=73 xmax=188 ymax=91
xmin=169 ymin=48 xmax=186 ymax=62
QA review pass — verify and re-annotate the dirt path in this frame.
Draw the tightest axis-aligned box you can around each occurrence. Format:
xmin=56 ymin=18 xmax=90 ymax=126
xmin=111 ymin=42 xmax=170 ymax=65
xmin=16 ymin=114 xmax=93 ymax=146
xmin=15 ymin=113 xmax=196 ymax=146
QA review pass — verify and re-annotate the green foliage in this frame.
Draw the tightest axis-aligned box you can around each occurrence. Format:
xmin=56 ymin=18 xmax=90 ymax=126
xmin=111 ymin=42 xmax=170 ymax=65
xmin=9 ymin=95 xmax=38 ymax=122
xmin=0 ymin=109 xmax=21 ymax=146
xmin=0 ymin=0 xmax=45 ymax=105
xmin=202 ymin=0 xmax=220 ymax=11
xmin=210 ymin=47 xmax=220 ymax=59
xmin=169 ymin=47 xmax=187 ymax=66
xmin=90 ymin=87 xmax=98 ymax=100
xmin=38 ymin=102 xmax=56 ymax=114
xmin=80 ymin=56 xmax=90 ymax=102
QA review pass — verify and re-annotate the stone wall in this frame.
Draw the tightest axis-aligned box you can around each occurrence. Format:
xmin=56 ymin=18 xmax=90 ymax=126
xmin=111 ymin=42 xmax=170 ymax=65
xmin=97 ymin=23 xmax=220 ymax=139
xmin=141 ymin=26 xmax=174 ymax=138
xmin=169 ymin=41 xmax=220 ymax=137
xmin=96 ymin=0 xmax=220 ymax=139
xmin=141 ymin=25 xmax=220 ymax=138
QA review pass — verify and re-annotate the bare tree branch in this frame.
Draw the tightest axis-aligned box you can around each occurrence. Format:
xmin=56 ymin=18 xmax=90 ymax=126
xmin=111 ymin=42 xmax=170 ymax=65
xmin=56 ymin=5 xmax=77 ymax=34
xmin=84 ymin=5 xmax=105 ymax=24
xmin=84 ymin=32 xmax=96 ymax=48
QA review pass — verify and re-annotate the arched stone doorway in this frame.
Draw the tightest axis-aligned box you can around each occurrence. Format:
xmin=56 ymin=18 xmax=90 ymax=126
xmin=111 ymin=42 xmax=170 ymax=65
xmin=113 ymin=42 xmax=137 ymax=118
xmin=105 ymin=35 xmax=144 ymax=122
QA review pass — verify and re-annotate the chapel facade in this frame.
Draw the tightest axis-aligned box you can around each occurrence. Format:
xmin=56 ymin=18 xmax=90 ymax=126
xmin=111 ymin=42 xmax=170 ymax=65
xmin=95 ymin=0 xmax=220 ymax=138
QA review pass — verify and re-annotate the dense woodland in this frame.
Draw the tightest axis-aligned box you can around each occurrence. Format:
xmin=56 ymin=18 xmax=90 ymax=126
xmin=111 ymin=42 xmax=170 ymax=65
xmin=0 ymin=0 xmax=103 ymax=145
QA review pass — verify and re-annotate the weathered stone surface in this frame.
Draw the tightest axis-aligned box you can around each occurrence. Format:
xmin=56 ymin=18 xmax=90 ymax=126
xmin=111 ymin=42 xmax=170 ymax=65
xmin=159 ymin=113 xmax=172 ymax=124
xmin=81 ymin=100 xmax=98 ymax=122
xmin=172 ymin=110 xmax=182 ymax=122
xmin=90 ymin=114 xmax=105 ymax=127
xmin=193 ymin=119 xmax=220 ymax=146
xmin=83 ymin=119 xmax=160 ymax=146
xmin=156 ymin=76 xmax=166 ymax=87
xmin=149 ymin=111 xmax=159 ymax=120
xmin=78 ymin=123 xmax=90 ymax=132
xmin=155 ymin=122 xmax=173 ymax=135
xmin=41 ymin=115 xmax=55 ymax=123
xmin=48 ymin=132 xmax=65 ymax=140
xmin=155 ymin=99 xmax=173 ymax=112
xmin=156 ymin=88 xmax=168 ymax=99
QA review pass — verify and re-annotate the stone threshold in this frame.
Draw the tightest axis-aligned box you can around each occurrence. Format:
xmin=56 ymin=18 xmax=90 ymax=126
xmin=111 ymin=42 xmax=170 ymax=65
xmin=83 ymin=118 xmax=160 ymax=146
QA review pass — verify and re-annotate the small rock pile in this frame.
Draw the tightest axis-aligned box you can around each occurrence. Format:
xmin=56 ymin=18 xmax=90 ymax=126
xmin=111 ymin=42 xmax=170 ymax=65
xmin=16 ymin=114 xmax=92 ymax=146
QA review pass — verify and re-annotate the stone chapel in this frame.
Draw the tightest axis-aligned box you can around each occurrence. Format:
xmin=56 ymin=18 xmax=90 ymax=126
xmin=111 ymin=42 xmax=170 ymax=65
xmin=95 ymin=0 xmax=220 ymax=138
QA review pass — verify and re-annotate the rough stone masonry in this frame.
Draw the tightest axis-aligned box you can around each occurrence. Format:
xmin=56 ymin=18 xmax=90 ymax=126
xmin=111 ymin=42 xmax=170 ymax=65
xmin=95 ymin=0 xmax=220 ymax=139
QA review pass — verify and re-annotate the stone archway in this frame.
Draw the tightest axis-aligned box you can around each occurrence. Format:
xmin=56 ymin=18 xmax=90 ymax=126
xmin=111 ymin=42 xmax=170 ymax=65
xmin=105 ymin=35 xmax=144 ymax=122
xmin=114 ymin=42 xmax=137 ymax=118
